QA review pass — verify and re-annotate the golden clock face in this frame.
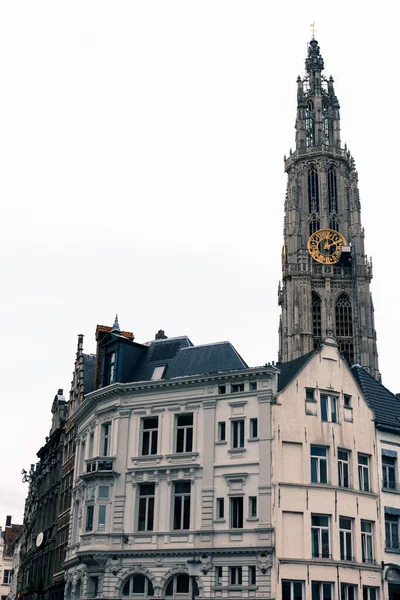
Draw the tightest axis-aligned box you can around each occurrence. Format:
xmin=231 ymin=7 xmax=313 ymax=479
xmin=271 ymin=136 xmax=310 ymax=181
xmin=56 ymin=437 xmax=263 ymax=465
xmin=307 ymin=229 xmax=347 ymax=264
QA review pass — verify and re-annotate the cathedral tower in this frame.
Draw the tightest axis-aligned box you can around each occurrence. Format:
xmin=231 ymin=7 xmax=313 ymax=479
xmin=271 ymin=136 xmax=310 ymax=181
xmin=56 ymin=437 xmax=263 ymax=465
xmin=278 ymin=38 xmax=380 ymax=379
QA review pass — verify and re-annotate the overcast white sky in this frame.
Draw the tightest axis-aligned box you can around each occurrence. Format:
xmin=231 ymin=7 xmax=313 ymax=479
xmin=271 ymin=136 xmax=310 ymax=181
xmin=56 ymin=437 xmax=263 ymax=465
xmin=1 ymin=1 xmax=398 ymax=524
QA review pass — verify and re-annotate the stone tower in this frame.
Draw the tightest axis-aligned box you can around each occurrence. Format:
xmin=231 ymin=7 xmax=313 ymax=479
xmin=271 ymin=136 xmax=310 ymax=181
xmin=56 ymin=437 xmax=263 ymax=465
xmin=278 ymin=38 xmax=380 ymax=379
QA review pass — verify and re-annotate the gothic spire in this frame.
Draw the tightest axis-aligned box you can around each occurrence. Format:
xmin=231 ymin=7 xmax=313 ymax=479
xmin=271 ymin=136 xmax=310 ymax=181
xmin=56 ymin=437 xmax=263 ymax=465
xmin=305 ymin=38 xmax=324 ymax=74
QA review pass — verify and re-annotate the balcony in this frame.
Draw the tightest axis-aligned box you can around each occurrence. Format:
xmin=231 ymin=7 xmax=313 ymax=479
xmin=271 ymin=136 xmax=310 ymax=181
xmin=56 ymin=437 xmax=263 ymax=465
xmin=81 ymin=457 xmax=117 ymax=479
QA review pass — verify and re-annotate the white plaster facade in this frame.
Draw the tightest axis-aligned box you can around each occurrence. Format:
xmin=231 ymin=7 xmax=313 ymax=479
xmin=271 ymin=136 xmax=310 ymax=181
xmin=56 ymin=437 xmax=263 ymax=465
xmin=64 ymin=365 xmax=278 ymax=599
xmin=272 ymin=338 xmax=383 ymax=600
xmin=0 ymin=534 xmax=13 ymax=600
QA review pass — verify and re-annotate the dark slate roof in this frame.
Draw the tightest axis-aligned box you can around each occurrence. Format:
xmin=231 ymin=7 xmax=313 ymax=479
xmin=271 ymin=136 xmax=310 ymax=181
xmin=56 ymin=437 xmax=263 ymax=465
xmin=352 ymin=365 xmax=400 ymax=430
xmin=277 ymin=351 xmax=315 ymax=392
xmin=83 ymin=354 xmax=96 ymax=394
xmin=131 ymin=336 xmax=248 ymax=382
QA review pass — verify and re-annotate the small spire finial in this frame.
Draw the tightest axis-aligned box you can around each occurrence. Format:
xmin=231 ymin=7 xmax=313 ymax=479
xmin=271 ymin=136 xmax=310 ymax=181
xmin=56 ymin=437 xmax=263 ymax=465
xmin=310 ymin=22 xmax=316 ymax=39
xmin=111 ymin=314 xmax=120 ymax=332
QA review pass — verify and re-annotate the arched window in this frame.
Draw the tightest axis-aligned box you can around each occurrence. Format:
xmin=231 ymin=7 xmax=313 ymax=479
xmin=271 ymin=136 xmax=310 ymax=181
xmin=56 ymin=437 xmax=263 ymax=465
xmin=122 ymin=575 xmax=154 ymax=597
xmin=329 ymin=216 xmax=339 ymax=232
xmin=335 ymin=294 xmax=353 ymax=338
xmin=328 ymin=166 xmax=338 ymax=213
xmin=305 ymin=100 xmax=315 ymax=148
xmin=308 ymin=166 xmax=320 ymax=213
xmin=165 ymin=574 xmax=199 ymax=598
xmin=312 ymin=292 xmax=322 ymax=349
xmin=323 ymin=101 xmax=330 ymax=146
xmin=309 ymin=215 xmax=320 ymax=236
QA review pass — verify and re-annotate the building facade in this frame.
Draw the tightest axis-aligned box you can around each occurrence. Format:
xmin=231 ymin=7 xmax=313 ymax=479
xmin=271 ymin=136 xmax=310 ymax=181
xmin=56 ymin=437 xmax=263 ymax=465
xmin=273 ymin=338 xmax=383 ymax=600
xmin=18 ymin=391 xmax=67 ymax=600
xmin=64 ymin=325 xmax=278 ymax=599
xmin=1 ymin=516 xmax=22 ymax=600
xmin=278 ymin=38 xmax=379 ymax=379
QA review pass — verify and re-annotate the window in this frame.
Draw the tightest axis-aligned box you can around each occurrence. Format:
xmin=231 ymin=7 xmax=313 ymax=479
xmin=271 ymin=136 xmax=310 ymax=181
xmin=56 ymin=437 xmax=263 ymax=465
xmin=361 ymin=520 xmax=374 ymax=563
xmin=282 ymin=581 xmax=304 ymax=600
xmin=339 ymin=517 xmax=353 ymax=561
xmin=336 ymin=295 xmax=354 ymax=365
xmin=100 ymin=422 xmax=111 ymax=456
xmin=218 ymin=385 xmax=226 ymax=395
xmin=98 ymin=505 xmax=107 ymax=530
xmin=308 ymin=165 xmax=319 ymax=212
xmin=385 ymin=514 xmax=399 ymax=550
xmin=87 ymin=577 xmax=99 ymax=598
xmin=98 ymin=485 xmax=109 ymax=499
xmin=86 ymin=505 xmax=94 ymax=531
xmin=215 ymin=566 xmax=223 ymax=586
xmin=250 ymin=418 xmax=258 ymax=439
xmin=3 ymin=571 xmax=10 ymax=585
xmin=249 ymin=496 xmax=257 ymax=518
xmin=311 ymin=446 xmax=328 ymax=484
xmin=311 ymin=514 xmax=330 ymax=558
xmin=141 ymin=417 xmax=158 ymax=456
xmin=248 ymin=566 xmax=256 ymax=586
xmin=122 ymin=575 xmax=154 ymax=597
xmin=306 ymin=388 xmax=315 ymax=401
xmin=309 ymin=215 xmax=321 ymax=236
xmin=138 ymin=484 xmax=155 ymax=531
xmin=87 ymin=485 xmax=95 ymax=501
xmin=312 ymin=293 xmax=322 ymax=346
xmin=173 ymin=481 xmax=191 ymax=530
xmin=305 ymin=101 xmax=315 ymax=148
xmin=151 ymin=365 xmax=166 ymax=380
xmin=250 ymin=382 xmax=257 ymax=391
xmin=232 ymin=420 xmax=245 ymax=449
xmin=312 ymin=583 xmax=333 ymax=600
xmin=231 ymin=383 xmax=244 ymax=393
xmin=88 ymin=432 xmax=94 ymax=458
xmin=229 ymin=567 xmax=242 ymax=585
xmin=218 ymin=421 xmax=226 ymax=442
xmin=338 ymin=450 xmax=350 ymax=488
xmin=382 ymin=454 xmax=397 ymax=490
xmin=230 ymin=497 xmax=243 ymax=529
xmin=176 ymin=414 xmax=193 ymax=453
xmin=358 ymin=454 xmax=370 ymax=492
xmin=165 ymin=574 xmax=198 ymax=598
xmin=344 ymin=395 xmax=352 ymax=408
xmin=216 ymin=497 xmax=224 ymax=519
xmin=105 ymin=351 xmax=116 ymax=385
xmin=363 ymin=588 xmax=378 ymax=600
xmin=341 ymin=584 xmax=357 ymax=600
xmin=328 ymin=166 xmax=338 ymax=213
xmin=79 ymin=441 xmax=86 ymax=474
xmin=320 ymin=395 xmax=337 ymax=423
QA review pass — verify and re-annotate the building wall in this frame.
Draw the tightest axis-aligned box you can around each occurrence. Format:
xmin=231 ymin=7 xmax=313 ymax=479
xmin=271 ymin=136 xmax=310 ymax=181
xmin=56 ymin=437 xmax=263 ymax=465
xmin=64 ymin=368 xmax=278 ymax=599
xmin=273 ymin=339 xmax=382 ymax=600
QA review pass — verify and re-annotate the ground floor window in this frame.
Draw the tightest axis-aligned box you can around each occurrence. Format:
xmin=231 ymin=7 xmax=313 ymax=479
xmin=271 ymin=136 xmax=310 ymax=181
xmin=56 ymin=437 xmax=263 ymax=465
xmin=122 ymin=575 xmax=154 ymax=597
xmin=312 ymin=582 xmax=333 ymax=600
xmin=282 ymin=580 xmax=304 ymax=600
xmin=165 ymin=574 xmax=198 ymax=598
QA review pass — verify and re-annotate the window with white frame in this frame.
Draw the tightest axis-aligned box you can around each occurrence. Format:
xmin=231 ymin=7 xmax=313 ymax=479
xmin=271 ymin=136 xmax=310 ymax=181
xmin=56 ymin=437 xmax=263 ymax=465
xmin=97 ymin=505 xmax=107 ymax=530
xmin=216 ymin=497 xmax=224 ymax=519
xmin=250 ymin=418 xmax=258 ymax=439
xmin=138 ymin=483 xmax=155 ymax=532
xmin=312 ymin=582 xmax=333 ymax=600
xmin=358 ymin=454 xmax=370 ymax=492
xmin=341 ymin=584 xmax=357 ymax=600
xmin=361 ymin=520 xmax=374 ymax=563
xmin=217 ymin=421 xmax=226 ymax=442
xmin=175 ymin=414 xmax=193 ymax=453
xmin=338 ymin=449 xmax=350 ymax=488
xmin=173 ymin=481 xmax=191 ymax=530
xmin=85 ymin=504 xmax=94 ymax=531
xmin=339 ymin=517 xmax=353 ymax=561
xmin=151 ymin=365 xmax=166 ymax=380
xmin=104 ymin=351 xmax=116 ymax=385
xmin=3 ymin=571 xmax=11 ymax=585
xmin=215 ymin=567 xmax=223 ymax=586
xmin=249 ymin=496 xmax=257 ymax=518
xmin=88 ymin=432 xmax=94 ymax=458
xmin=250 ymin=381 xmax=257 ymax=391
xmin=231 ymin=420 xmax=245 ymax=449
xmin=230 ymin=496 xmax=243 ymax=529
xmin=122 ymin=574 xmax=155 ymax=597
xmin=311 ymin=514 xmax=330 ymax=558
xmin=141 ymin=416 xmax=159 ymax=456
xmin=311 ymin=446 xmax=328 ymax=484
xmin=363 ymin=588 xmax=379 ymax=600
xmin=382 ymin=453 xmax=397 ymax=490
xmin=320 ymin=394 xmax=337 ymax=423
xmin=231 ymin=383 xmax=244 ymax=393
xmin=385 ymin=513 xmax=399 ymax=550
xmin=79 ymin=440 xmax=86 ymax=474
xmin=229 ymin=567 xmax=242 ymax=585
xmin=100 ymin=422 xmax=111 ymax=456
xmin=282 ymin=581 xmax=304 ymax=600
xmin=165 ymin=574 xmax=198 ymax=598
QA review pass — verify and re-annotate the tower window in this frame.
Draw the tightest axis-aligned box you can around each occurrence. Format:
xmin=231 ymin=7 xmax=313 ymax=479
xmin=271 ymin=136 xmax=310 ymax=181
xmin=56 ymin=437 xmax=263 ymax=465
xmin=305 ymin=100 xmax=315 ymax=148
xmin=328 ymin=166 xmax=338 ymax=213
xmin=323 ymin=101 xmax=330 ymax=147
xmin=309 ymin=215 xmax=320 ymax=236
xmin=312 ymin=292 xmax=322 ymax=348
xmin=335 ymin=294 xmax=353 ymax=337
xmin=308 ymin=166 xmax=320 ymax=213
xmin=329 ymin=216 xmax=339 ymax=232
